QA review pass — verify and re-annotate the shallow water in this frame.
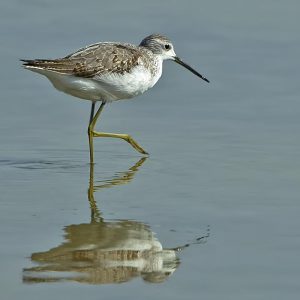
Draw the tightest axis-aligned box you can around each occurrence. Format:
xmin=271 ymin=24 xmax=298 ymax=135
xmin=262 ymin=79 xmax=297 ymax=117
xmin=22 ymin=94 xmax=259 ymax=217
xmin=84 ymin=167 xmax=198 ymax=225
xmin=1 ymin=0 xmax=300 ymax=299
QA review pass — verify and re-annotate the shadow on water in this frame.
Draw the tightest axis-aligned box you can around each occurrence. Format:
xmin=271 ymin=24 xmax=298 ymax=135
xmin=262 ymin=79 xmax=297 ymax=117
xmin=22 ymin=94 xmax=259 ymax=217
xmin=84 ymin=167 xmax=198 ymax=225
xmin=23 ymin=158 xmax=209 ymax=285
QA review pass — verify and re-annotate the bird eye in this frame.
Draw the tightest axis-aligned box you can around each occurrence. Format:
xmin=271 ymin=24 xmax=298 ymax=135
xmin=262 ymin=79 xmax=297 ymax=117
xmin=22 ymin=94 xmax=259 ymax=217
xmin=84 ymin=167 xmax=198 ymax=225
xmin=164 ymin=44 xmax=171 ymax=50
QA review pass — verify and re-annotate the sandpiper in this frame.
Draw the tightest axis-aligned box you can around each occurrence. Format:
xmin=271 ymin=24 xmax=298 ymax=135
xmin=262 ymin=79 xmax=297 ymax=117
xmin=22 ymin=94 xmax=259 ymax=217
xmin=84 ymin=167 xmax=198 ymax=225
xmin=21 ymin=34 xmax=209 ymax=162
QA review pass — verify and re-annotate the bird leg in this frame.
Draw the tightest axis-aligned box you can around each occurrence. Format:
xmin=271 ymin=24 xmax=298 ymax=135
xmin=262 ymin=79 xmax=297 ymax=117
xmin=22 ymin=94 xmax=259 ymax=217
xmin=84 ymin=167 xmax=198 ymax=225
xmin=88 ymin=102 xmax=148 ymax=163
xmin=88 ymin=102 xmax=98 ymax=164
xmin=92 ymin=131 xmax=148 ymax=155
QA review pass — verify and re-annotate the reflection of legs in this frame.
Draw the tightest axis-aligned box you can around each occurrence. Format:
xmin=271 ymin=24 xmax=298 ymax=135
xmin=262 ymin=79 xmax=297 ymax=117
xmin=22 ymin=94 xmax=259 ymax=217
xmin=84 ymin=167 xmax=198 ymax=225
xmin=88 ymin=156 xmax=147 ymax=222
xmin=88 ymin=102 xmax=148 ymax=163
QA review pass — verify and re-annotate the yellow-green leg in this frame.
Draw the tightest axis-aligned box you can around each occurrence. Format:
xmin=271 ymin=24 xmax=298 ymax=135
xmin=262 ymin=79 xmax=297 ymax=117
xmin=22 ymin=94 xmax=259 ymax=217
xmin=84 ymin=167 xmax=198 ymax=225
xmin=88 ymin=102 xmax=97 ymax=164
xmin=88 ymin=102 xmax=148 ymax=163
xmin=92 ymin=131 xmax=148 ymax=155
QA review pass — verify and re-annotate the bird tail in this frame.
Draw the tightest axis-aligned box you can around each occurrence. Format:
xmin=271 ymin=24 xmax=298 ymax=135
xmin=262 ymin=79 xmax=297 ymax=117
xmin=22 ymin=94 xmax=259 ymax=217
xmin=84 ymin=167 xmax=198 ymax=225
xmin=20 ymin=59 xmax=58 ymax=68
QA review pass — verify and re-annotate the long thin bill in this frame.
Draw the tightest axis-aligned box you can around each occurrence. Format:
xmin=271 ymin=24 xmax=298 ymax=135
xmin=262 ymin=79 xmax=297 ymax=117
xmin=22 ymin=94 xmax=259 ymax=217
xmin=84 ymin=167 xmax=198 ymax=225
xmin=174 ymin=56 xmax=209 ymax=83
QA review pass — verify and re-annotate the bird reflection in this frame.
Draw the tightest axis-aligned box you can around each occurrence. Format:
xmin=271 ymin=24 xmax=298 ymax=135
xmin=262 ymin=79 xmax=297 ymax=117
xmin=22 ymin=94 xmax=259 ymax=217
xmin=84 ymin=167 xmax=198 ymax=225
xmin=23 ymin=158 xmax=208 ymax=284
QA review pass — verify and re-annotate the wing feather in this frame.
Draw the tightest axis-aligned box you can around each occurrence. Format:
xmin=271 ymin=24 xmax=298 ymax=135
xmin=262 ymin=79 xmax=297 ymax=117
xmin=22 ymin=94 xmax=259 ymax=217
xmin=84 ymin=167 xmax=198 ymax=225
xmin=21 ymin=42 xmax=143 ymax=78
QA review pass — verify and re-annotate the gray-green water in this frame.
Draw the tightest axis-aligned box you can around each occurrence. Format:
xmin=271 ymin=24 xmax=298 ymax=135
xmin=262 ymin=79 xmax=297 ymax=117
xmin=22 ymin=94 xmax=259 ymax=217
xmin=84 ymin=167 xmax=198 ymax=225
xmin=1 ymin=0 xmax=300 ymax=299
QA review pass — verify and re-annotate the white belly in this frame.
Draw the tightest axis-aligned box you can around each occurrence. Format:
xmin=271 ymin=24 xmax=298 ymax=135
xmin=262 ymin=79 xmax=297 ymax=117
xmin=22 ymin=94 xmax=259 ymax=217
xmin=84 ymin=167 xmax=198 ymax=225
xmin=25 ymin=61 xmax=163 ymax=102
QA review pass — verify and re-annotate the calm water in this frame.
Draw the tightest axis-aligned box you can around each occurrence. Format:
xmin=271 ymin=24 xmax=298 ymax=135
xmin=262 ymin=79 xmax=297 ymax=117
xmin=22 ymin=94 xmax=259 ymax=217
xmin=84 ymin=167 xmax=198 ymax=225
xmin=1 ymin=0 xmax=300 ymax=299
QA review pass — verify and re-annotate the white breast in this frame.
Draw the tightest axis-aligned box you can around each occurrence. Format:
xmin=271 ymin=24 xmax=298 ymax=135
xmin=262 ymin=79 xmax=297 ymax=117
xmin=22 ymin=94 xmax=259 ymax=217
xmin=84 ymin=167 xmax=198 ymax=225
xmin=94 ymin=56 xmax=163 ymax=102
